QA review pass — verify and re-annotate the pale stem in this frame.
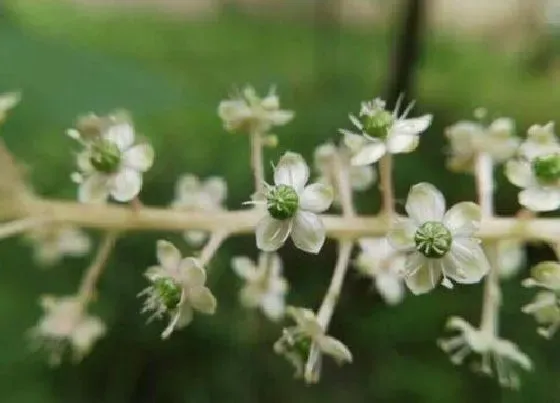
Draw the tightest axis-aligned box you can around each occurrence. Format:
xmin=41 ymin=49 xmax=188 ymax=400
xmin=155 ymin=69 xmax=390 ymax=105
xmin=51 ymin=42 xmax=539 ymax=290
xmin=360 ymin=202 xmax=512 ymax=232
xmin=250 ymin=130 xmax=265 ymax=196
xmin=379 ymin=154 xmax=394 ymax=217
xmin=0 ymin=216 xmax=49 ymax=240
xmin=332 ymin=151 xmax=355 ymax=218
xmin=77 ymin=231 xmax=119 ymax=306
xmin=198 ymin=231 xmax=228 ymax=267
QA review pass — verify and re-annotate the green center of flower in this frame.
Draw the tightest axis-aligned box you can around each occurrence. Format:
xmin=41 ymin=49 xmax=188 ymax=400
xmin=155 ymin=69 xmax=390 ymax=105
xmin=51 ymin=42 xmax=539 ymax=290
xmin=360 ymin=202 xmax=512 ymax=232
xmin=267 ymin=184 xmax=299 ymax=220
xmin=414 ymin=221 xmax=452 ymax=258
xmin=89 ymin=139 xmax=122 ymax=173
xmin=362 ymin=110 xmax=394 ymax=140
xmin=533 ymin=153 xmax=560 ymax=185
xmin=153 ymin=278 xmax=182 ymax=310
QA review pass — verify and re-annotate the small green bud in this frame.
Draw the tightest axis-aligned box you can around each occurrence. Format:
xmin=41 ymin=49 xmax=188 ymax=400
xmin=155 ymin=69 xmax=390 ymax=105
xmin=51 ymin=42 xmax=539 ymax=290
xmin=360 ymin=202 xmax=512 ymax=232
xmin=90 ymin=139 xmax=121 ymax=173
xmin=414 ymin=221 xmax=452 ymax=258
xmin=533 ymin=153 xmax=560 ymax=185
xmin=154 ymin=278 xmax=182 ymax=310
xmin=267 ymin=184 xmax=299 ymax=220
xmin=362 ymin=110 xmax=394 ymax=140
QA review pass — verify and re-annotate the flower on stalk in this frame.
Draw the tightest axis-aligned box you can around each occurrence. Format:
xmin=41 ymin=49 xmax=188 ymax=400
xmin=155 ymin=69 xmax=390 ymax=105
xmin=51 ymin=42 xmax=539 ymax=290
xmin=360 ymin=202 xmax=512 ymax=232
xmin=24 ymin=225 xmax=91 ymax=267
xmin=172 ymin=174 xmax=227 ymax=247
xmin=496 ymin=240 xmax=526 ymax=280
xmin=231 ymin=252 xmax=288 ymax=321
xmin=68 ymin=112 xmax=154 ymax=203
xmin=445 ymin=117 xmax=519 ymax=172
xmin=29 ymin=295 xmax=106 ymax=365
xmin=387 ymin=183 xmax=490 ymax=294
xmin=438 ymin=316 xmax=532 ymax=389
xmin=252 ymin=152 xmax=333 ymax=254
xmin=273 ymin=307 xmax=352 ymax=383
xmin=313 ymin=143 xmax=375 ymax=206
xmin=505 ymin=123 xmax=560 ymax=211
xmin=0 ymin=92 xmax=21 ymax=124
xmin=218 ymin=86 xmax=294 ymax=134
xmin=341 ymin=97 xmax=432 ymax=166
xmin=354 ymin=238 xmax=405 ymax=305
xmin=140 ymin=240 xmax=217 ymax=339
xmin=522 ymin=261 xmax=560 ymax=338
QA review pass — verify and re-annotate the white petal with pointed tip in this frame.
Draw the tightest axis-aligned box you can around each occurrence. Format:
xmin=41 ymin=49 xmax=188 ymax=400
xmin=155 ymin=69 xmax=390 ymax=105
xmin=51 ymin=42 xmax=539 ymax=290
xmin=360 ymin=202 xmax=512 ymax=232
xmin=317 ymin=335 xmax=353 ymax=363
xmin=274 ymin=152 xmax=309 ymax=192
xmin=405 ymin=253 xmax=441 ymax=295
xmin=181 ymin=258 xmax=207 ymax=287
xmin=291 ymin=211 xmax=326 ymax=254
xmin=189 ymin=286 xmax=217 ymax=314
xmin=444 ymin=238 xmax=489 ymax=284
xmin=256 ymin=216 xmax=292 ymax=252
xmin=300 ymin=183 xmax=333 ymax=213
xmin=350 ymin=142 xmax=386 ymax=166
xmin=405 ymin=182 xmax=446 ymax=224
xmin=387 ymin=133 xmax=419 ymax=154
xmin=443 ymin=202 xmax=481 ymax=236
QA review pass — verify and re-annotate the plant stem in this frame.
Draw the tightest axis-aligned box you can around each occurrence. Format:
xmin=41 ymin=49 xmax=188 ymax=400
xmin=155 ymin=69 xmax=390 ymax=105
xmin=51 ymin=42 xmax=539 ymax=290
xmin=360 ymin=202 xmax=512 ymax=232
xmin=198 ymin=231 xmax=228 ymax=267
xmin=0 ymin=216 xmax=49 ymax=239
xmin=250 ymin=130 xmax=265 ymax=196
xmin=379 ymin=155 xmax=394 ymax=217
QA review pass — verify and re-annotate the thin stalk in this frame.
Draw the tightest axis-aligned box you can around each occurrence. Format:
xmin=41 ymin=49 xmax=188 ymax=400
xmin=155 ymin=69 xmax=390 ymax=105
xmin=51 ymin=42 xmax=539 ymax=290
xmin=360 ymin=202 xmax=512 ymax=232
xmin=379 ymin=155 xmax=394 ymax=217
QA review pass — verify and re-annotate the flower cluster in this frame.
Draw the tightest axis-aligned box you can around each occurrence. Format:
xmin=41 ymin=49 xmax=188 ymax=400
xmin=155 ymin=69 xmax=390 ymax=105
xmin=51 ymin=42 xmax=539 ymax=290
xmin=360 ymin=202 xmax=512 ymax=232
xmin=24 ymin=225 xmax=91 ymax=267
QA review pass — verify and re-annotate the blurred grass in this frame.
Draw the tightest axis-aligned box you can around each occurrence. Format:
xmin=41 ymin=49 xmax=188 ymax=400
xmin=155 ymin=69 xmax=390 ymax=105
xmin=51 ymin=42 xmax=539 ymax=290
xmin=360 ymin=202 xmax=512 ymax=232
xmin=0 ymin=1 xmax=560 ymax=402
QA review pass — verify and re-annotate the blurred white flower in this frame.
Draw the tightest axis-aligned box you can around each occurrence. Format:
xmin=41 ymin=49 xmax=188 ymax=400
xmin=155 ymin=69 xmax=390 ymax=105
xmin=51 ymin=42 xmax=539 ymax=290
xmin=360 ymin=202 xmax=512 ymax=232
xmin=140 ymin=240 xmax=217 ymax=339
xmin=0 ymin=92 xmax=21 ymax=123
xmin=496 ymin=240 xmax=526 ymax=280
xmin=341 ymin=97 xmax=432 ymax=166
xmin=172 ymin=174 xmax=227 ymax=247
xmin=25 ymin=225 xmax=91 ymax=267
xmin=388 ymin=183 xmax=489 ymax=294
xmin=231 ymin=252 xmax=288 ymax=321
xmin=29 ymin=295 xmax=105 ymax=365
xmin=438 ymin=316 xmax=532 ymax=389
xmin=354 ymin=238 xmax=405 ymax=305
xmin=445 ymin=117 xmax=519 ymax=172
xmin=252 ymin=152 xmax=333 ymax=254
xmin=273 ymin=307 xmax=352 ymax=383
xmin=505 ymin=123 xmax=560 ymax=212
xmin=69 ymin=114 xmax=154 ymax=203
xmin=218 ymin=86 xmax=294 ymax=134
xmin=313 ymin=143 xmax=376 ymax=206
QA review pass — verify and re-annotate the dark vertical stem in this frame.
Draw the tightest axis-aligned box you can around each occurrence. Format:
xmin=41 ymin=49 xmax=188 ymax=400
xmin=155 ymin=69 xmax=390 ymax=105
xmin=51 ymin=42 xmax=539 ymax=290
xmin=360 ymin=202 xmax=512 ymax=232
xmin=385 ymin=0 xmax=427 ymax=108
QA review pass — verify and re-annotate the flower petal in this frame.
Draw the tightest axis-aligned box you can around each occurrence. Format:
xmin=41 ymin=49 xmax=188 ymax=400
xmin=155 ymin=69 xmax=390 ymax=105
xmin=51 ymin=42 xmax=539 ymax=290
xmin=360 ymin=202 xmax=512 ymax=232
xmin=78 ymin=174 xmax=109 ymax=204
xmin=122 ymin=144 xmax=154 ymax=172
xmin=443 ymin=202 xmax=481 ymax=236
xmin=189 ymin=286 xmax=217 ymax=314
xmin=386 ymin=133 xmax=419 ymax=154
xmin=376 ymin=272 xmax=404 ymax=305
xmin=291 ymin=211 xmax=326 ymax=254
xmin=519 ymin=187 xmax=560 ymax=212
xmin=203 ymin=177 xmax=228 ymax=204
xmin=405 ymin=182 xmax=446 ymax=224
xmin=387 ymin=219 xmax=416 ymax=251
xmin=392 ymin=115 xmax=432 ymax=136
xmin=59 ymin=228 xmax=91 ymax=256
xmin=269 ymin=110 xmax=295 ymax=126
xmin=183 ymin=230 xmax=208 ymax=247
xmin=350 ymin=141 xmax=386 ymax=166
xmin=157 ymin=240 xmax=182 ymax=270
xmin=286 ymin=307 xmax=322 ymax=335
xmin=505 ymin=159 xmax=533 ymax=188
xmin=110 ymin=168 xmax=142 ymax=202
xmin=274 ymin=152 xmax=309 ymax=192
xmin=349 ymin=165 xmax=376 ymax=191
xmin=103 ymin=123 xmax=134 ymax=151
xmin=444 ymin=239 xmax=489 ymax=284
xmin=300 ymin=183 xmax=333 ymax=213
xmin=256 ymin=215 xmax=292 ymax=252
xmin=317 ymin=335 xmax=353 ymax=364
xmin=180 ymin=257 xmax=207 ymax=287
xmin=261 ymin=294 xmax=285 ymax=321
xmin=231 ymin=256 xmax=257 ymax=280
xmin=404 ymin=252 xmax=441 ymax=295
xmin=342 ymin=131 xmax=366 ymax=153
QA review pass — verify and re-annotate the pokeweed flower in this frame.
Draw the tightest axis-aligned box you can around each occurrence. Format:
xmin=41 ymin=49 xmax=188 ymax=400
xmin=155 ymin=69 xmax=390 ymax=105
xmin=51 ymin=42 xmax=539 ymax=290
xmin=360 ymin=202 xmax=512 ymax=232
xmin=341 ymin=97 xmax=432 ymax=166
xmin=24 ymin=225 xmax=91 ymax=267
xmin=445 ymin=117 xmax=519 ymax=172
xmin=438 ymin=317 xmax=532 ymax=389
xmin=218 ymin=86 xmax=294 ymax=134
xmin=387 ymin=183 xmax=490 ymax=294
xmin=140 ymin=240 xmax=217 ymax=339
xmin=172 ymin=174 xmax=227 ymax=247
xmin=68 ymin=113 xmax=154 ymax=203
xmin=522 ymin=261 xmax=560 ymax=338
xmin=354 ymin=238 xmax=405 ymax=305
xmin=496 ymin=240 xmax=526 ymax=280
xmin=273 ymin=307 xmax=352 ymax=383
xmin=313 ymin=143 xmax=375 ymax=206
xmin=0 ymin=92 xmax=21 ymax=124
xmin=505 ymin=123 xmax=560 ymax=211
xmin=231 ymin=252 xmax=288 ymax=321
xmin=29 ymin=295 xmax=106 ymax=365
xmin=252 ymin=152 xmax=333 ymax=254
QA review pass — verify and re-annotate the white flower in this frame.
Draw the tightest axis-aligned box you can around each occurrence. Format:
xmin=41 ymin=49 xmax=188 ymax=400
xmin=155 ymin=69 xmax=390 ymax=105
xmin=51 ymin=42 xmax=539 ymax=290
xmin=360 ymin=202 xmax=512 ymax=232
xmin=0 ymin=92 xmax=21 ymax=123
xmin=438 ymin=316 xmax=532 ymax=389
xmin=218 ymin=86 xmax=294 ymax=134
xmin=354 ymin=238 xmax=405 ymax=305
xmin=69 ymin=114 xmax=154 ymax=203
xmin=172 ymin=174 xmax=227 ymax=247
xmin=140 ymin=240 xmax=217 ymax=339
xmin=253 ymin=152 xmax=333 ymax=254
xmin=445 ymin=117 xmax=519 ymax=172
xmin=341 ymin=97 xmax=432 ymax=166
xmin=273 ymin=307 xmax=352 ymax=383
xmin=505 ymin=123 xmax=560 ymax=212
xmin=231 ymin=252 xmax=288 ymax=321
xmin=24 ymin=225 xmax=91 ymax=267
xmin=496 ymin=240 xmax=525 ymax=280
xmin=387 ymin=183 xmax=490 ymax=294
xmin=313 ymin=143 xmax=376 ymax=206
xmin=29 ymin=295 xmax=106 ymax=365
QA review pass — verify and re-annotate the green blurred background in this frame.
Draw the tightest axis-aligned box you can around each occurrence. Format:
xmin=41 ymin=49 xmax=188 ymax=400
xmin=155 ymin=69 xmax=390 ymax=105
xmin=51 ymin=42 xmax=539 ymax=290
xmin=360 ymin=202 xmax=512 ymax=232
xmin=1 ymin=0 xmax=560 ymax=401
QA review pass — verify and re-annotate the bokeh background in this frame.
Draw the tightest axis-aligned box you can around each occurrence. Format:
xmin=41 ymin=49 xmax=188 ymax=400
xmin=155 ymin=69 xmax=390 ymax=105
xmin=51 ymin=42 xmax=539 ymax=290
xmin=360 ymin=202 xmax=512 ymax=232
xmin=1 ymin=0 xmax=560 ymax=402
